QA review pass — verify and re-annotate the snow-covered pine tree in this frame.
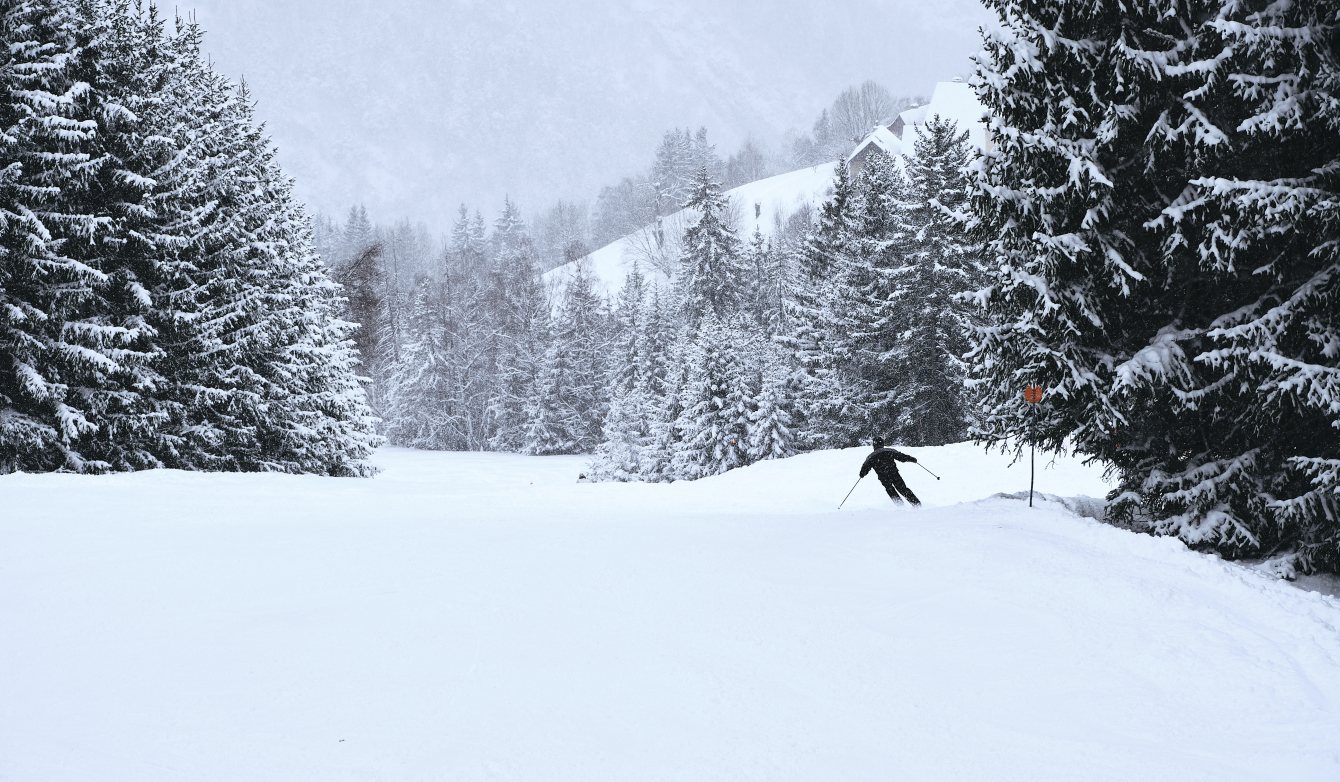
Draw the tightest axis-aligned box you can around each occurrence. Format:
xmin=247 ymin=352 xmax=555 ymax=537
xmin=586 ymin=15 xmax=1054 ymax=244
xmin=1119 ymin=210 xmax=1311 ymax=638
xmin=590 ymin=264 xmax=662 ymax=480
xmin=383 ymin=277 xmax=457 ymax=449
xmin=127 ymin=15 xmax=274 ymax=471
xmin=487 ymin=199 xmax=548 ymax=451
xmin=639 ymin=284 xmax=676 ymax=400
xmin=55 ymin=1 xmax=189 ymax=471
xmin=589 ymin=386 xmax=655 ymax=482
xmin=630 ymin=284 xmax=681 ymax=481
xmin=670 ymin=318 xmax=753 ymax=480
xmin=334 ymin=241 xmax=394 ymax=414
xmin=651 ymin=128 xmax=695 ymax=216
xmin=969 ymin=0 xmax=1340 ymax=572
xmin=838 ymin=152 xmax=916 ymax=441
xmin=890 ymin=115 xmax=978 ymax=445
xmin=217 ymin=81 xmax=379 ymax=475
xmin=448 ymin=205 xmax=482 ymax=276
xmin=744 ymin=334 xmax=796 ymax=464
xmin=1 ymin=3 xmax=378 ymax=476
xmin=273 ymin=202 xmax=382 ymax=477
xmin=0 ymin=0 xmax=141 ymax=473
xmin=523 ymin=262 xmax=608 ymax=455
xmin=523 ymin=340 xmax=567 ymax=455
xmin=607 ymin=263 xmax=649 ymax=395
xmin=778 ymin=164 xmax=863 ymax=450
xmin=339 ymin=205 xmax=374 ymax=265
xmin=675 ymin=168 xmax=747 ymax=329
xmin=139 ymin=17 xmax=378 ymax=475
xmin=742 ymin=227 xmax=777 ymax=335
xmin=767 ymin=206 xmax=814 ymax=337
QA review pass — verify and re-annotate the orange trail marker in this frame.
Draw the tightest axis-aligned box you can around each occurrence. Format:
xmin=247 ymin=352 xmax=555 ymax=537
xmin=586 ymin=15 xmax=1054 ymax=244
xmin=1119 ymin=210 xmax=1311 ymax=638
xmin=1022 ymin=385 xmax=1046 ymax=506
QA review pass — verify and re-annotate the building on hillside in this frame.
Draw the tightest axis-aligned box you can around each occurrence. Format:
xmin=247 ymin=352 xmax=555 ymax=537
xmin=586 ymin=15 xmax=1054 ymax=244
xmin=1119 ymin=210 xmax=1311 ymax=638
xmin=847 ymin=77 xmax=990 ymax=179
xmin=847 ymin=125 xmax=904 ymax=180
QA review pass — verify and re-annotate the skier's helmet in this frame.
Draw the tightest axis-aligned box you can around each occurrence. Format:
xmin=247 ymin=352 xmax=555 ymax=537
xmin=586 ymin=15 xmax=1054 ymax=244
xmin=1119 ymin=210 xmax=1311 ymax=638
xmin=871 ymin=436 xmax=885 ymax=450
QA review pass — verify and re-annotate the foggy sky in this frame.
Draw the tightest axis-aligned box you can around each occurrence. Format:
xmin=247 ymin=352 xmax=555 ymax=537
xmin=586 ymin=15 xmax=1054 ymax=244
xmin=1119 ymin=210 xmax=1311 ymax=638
xmin=169 ymin=0 xmax=993 ymax=232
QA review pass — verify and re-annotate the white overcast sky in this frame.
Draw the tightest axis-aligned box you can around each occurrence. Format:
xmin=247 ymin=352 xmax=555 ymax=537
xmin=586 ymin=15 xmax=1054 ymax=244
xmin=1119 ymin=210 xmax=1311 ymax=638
xmin=168 ymin=0 xmax=992 ymax=231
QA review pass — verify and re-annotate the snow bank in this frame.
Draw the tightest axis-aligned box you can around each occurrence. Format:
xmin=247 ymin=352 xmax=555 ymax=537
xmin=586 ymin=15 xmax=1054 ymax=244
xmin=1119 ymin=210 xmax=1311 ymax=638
xmin=3 ymin=443 xmax=1339 ymax=781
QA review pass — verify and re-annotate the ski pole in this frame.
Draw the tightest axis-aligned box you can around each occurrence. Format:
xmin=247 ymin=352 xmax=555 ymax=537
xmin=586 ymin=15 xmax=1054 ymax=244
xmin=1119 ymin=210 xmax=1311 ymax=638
xmin=916 ymin=462 xmax=941 ymax=480
xmin=838 ymin=475 xmax=864 ymax=509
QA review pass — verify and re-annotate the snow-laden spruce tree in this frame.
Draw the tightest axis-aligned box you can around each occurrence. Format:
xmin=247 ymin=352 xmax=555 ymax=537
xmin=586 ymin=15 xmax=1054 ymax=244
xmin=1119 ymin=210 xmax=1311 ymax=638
xmin=383 ymin=278 xmax=453 ymax=449
xmin=523 ymin=338 xmax=575 ymax=456
xmin=589 ymin=386 xmax=656 ymax=481
xmin=838 ymin=153 xmax=917 ymax=442
xmin=605 ymin=263 xmax=649 ymax=396
xmin=0 ymin=3 xmax=379 ymax=475
xmin=779 ymin=165 xmax=864 ymax=449
xmin=0 ymin=0 xmax=135 ymax=472
xmin=486 ymin=201 xmax=549 ymax=452
xmin=639 ymin=284 xmax=677 ymax=400
xmin=206 ymin=80 xmax=380 ymax=475
xmin=523 ymin=262 xmax=608 ymax=455
xmin=675 ymin=168 xmax=748 ymax=328
xmin=588 ymin=265 xmax=650 ymax=479
xmin=670 ymin=318 xmax=754 ymax=481
xmin=632 ymin=286 xmax=681 ymax=481
xmin=448 ymin=205 xmax=487 ymax=277
xmin=969 ymin=0 xmax=1340 ymax=572
xmin=333 ymin=242 xmax=394 ymax=414
xmin=50 ymin=1 xmax=194 ymax=471
xmin=742 ymin=227 xmax=790 ymax=337
xmin=745 ymin=336 xmax=796 ymax=463
xmin=272 ymin=203 xmax=383 ymax=477
xmin=893 ymin=115 xmax=980 ymax=445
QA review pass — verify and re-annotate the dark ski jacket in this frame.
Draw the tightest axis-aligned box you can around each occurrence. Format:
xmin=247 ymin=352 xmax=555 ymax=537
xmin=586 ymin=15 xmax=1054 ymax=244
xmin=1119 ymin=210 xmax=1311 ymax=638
xmin=860 ymin=447 xmax=917 ymax=481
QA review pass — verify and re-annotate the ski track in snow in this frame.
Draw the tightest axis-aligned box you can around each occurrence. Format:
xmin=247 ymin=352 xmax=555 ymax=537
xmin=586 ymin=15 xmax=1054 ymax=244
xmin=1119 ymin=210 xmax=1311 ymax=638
xmin=2 ymin=443 xmax=1339 ymax=781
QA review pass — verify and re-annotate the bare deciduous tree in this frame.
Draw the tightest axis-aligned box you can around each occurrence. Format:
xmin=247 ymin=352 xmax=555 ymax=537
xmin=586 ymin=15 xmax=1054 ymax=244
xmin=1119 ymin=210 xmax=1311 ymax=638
xmin=829 ymin=80 xmax=897 ymax=144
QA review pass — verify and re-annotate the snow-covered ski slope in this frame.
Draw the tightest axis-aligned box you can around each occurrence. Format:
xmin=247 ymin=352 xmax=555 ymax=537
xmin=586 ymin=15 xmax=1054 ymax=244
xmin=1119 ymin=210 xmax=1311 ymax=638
xmin=542 ymin=162 xmax=837 ymax=297
xmin=4 ymin=443 xmax=1340 ymax=781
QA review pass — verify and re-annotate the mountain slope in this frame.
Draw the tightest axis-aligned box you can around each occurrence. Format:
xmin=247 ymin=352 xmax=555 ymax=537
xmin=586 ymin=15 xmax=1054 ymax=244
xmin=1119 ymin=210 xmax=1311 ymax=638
xmin=170 ymin=0 xmax=990 ymax=227
xmin=543 ymin=162 xmax=837 ymax=297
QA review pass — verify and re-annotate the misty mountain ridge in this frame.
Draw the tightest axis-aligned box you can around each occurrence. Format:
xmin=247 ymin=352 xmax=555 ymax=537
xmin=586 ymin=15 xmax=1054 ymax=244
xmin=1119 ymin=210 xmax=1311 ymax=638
xmin=162 ymin=0 xmax=990 ymax=233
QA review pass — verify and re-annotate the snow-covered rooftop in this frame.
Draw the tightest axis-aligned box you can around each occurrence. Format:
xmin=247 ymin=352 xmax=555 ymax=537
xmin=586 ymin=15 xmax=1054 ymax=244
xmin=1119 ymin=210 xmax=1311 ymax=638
xmin=905 ymin=80 xmax=990 ymax=154
xmin=898 ymin=103 xmax=929 ymax=126
xmin=847 ymin=125 xmax=904 ymax=163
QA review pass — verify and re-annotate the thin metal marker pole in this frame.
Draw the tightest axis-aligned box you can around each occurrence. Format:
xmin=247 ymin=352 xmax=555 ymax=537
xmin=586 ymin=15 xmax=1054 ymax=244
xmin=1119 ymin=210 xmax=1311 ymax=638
xmin=1029 ymin=434 xmax=1035 ymax=508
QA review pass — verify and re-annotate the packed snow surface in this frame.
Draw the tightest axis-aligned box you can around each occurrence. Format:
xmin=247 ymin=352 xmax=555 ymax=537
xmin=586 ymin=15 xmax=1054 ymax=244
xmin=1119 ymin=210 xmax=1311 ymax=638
xmin=4 ymin=443 xmax=1340 ymax=781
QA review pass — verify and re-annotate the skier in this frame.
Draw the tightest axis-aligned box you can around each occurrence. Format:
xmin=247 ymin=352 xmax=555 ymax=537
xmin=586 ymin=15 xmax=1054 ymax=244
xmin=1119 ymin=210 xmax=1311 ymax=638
xmin=859 ymin=436 xmax=921 ymax=506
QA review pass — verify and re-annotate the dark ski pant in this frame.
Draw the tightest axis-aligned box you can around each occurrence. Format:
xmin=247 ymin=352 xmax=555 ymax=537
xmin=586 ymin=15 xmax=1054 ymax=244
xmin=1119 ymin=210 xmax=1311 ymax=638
xmin=879 ymin=472 xmax=921 ymax=506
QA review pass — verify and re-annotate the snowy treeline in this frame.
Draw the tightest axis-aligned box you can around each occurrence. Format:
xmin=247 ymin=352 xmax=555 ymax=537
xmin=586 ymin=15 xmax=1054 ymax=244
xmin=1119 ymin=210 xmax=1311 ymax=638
xmin=967 ymin=0 xmax=1340 ymax=573
xmin=590 ymin=82 xmax=926 ymax=251
xmin=355 ymin=113 xmax=982 ymax=481
xmin=0 ymin=0 xmax=378 ymax=475
xmin=585 ymin=117 xmax=982 ymax=482
xmin=312 ymin=80 xmax=923 ymax=277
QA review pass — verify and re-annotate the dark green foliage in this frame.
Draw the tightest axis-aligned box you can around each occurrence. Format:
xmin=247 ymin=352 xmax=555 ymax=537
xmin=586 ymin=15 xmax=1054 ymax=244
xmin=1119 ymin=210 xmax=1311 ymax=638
xmin=0 ymin=1 xmax=379 ymax=476
xmin=968 ymin=0 xmax=1340 ymax=573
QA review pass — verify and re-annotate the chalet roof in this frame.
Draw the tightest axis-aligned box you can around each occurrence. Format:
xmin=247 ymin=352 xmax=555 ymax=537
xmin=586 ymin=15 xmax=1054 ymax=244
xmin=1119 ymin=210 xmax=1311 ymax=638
xmin=845 ymin=79 xmax=991 ymax=174
xmin=923 ymin=80 xmax=986 ymax=130
xmin=846 ymin=125 xmax=903 ymax=165
xmin=897 ymin=103 xmax=929 ymax=127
